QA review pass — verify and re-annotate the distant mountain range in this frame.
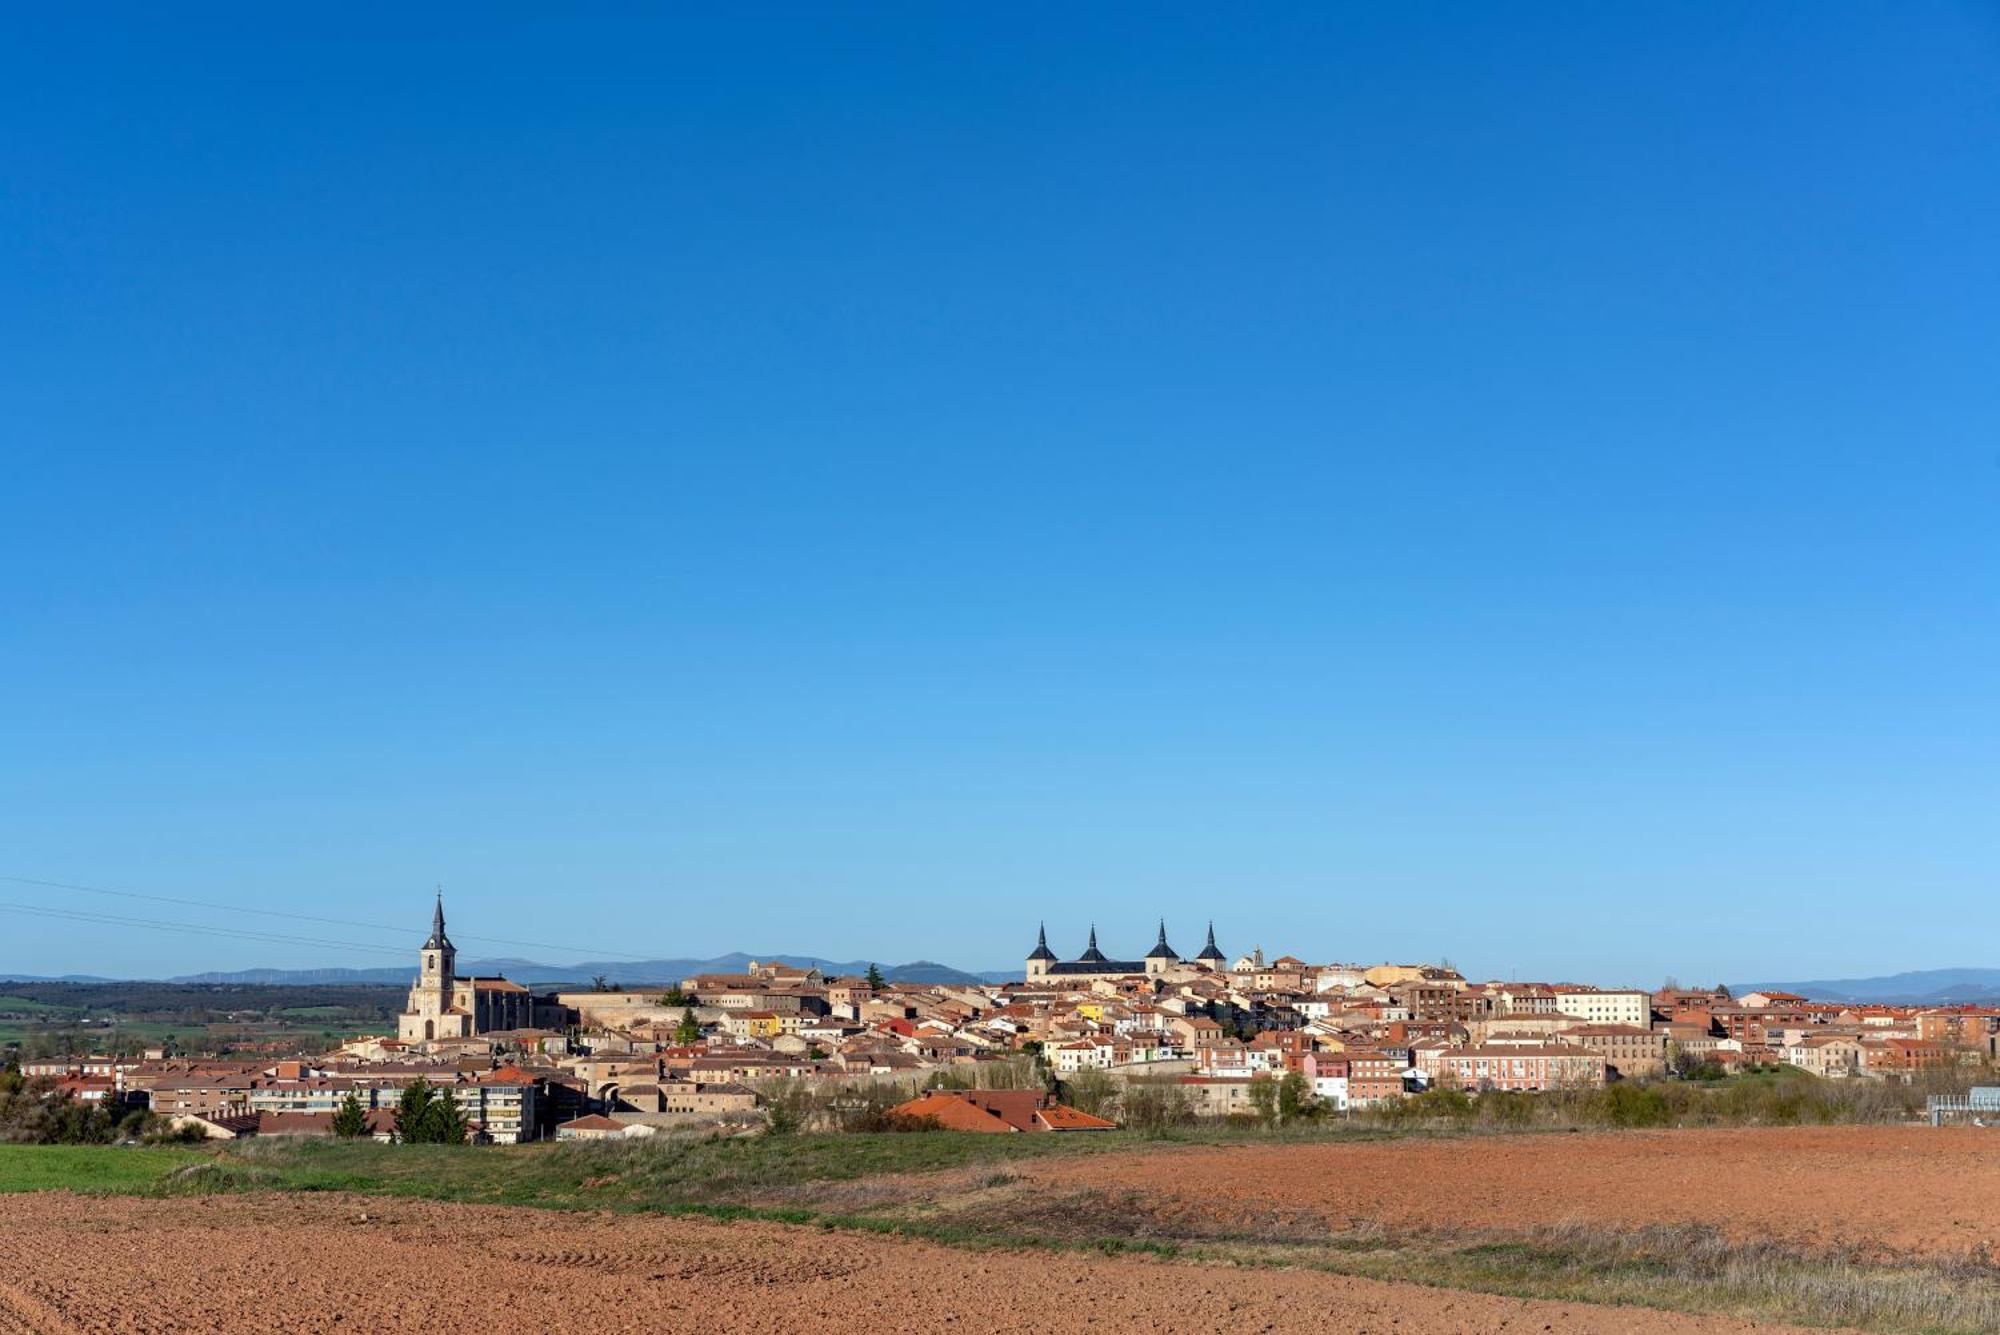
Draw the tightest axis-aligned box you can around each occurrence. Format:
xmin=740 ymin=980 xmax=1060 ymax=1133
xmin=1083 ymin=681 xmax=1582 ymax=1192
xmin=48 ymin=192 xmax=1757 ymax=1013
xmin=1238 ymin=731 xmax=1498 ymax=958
xmin=14 ymin=960 xmax=1994 ymax=1003
xmin=1724 ymin=967 xmax=2000 ymax=1006
xmin=2 ymin=953 xmax=1018 ymax=989
xmin=0 ymin=973 xmax=120 ymax=984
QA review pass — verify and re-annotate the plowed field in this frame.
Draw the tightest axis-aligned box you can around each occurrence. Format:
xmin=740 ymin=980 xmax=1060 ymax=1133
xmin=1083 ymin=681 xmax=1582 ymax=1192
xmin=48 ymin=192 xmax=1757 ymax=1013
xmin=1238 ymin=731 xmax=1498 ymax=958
xmin=1024 ymin=1125 xmax=2000 ymax=1257
xmin=0 ymin=1192 xmax=1830 ymax=1335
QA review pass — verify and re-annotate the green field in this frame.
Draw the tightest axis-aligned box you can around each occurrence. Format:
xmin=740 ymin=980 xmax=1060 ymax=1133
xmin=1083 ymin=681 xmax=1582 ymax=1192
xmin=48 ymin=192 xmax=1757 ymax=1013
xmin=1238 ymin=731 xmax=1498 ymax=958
xmin=1 ymin=1015 xmax=389 ymax=1058
xmin=0 ymin=1129 xmax=1139 ymax=1203
xmin=0 ymin=1144 xmax=205 ymax=1193
xmin=0 ymin=995 xmax=82 ymax=1016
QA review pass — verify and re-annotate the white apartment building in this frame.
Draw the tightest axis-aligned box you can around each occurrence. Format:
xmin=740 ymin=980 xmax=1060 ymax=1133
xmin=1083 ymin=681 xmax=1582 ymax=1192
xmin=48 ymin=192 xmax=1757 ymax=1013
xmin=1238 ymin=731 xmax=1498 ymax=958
xmin=1551 ymin=989 xmax=1650 ymax=1028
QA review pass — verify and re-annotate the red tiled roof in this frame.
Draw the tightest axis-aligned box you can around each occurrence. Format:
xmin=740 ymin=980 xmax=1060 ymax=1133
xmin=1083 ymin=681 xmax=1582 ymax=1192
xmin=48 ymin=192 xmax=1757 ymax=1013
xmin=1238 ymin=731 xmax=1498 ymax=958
xmin=479 ymin=1066 xmax=537 ymax=1085
xmin=558 ymin=1114 xmax=626 ymax=1132
xmin=887 ymin=1090 xmax=1113 ymax=1133
xmin=890 ymin=1093 xmax=1018 ymax=1133
xmin=1034 ymin=1105 xmax=1116 ymax=1131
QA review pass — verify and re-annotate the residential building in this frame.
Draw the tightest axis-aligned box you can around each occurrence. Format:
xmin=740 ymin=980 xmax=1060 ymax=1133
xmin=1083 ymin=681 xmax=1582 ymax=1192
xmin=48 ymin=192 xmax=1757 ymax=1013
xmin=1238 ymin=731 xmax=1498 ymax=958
xmin=1437 ymin=1044 xmax=1607 ymax=1092
xmin=1551 ymin=989 xmax=1651 ymax=1028
xmin=1562 ymin=1024 xmax=1667 ymax=1079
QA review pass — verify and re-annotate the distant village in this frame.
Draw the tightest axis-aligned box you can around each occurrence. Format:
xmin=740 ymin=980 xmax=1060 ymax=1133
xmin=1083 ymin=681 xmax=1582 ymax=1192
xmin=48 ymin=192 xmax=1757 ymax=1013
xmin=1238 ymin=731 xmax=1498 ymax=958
xmin=23 ymin=898 xmax=2000 ymax=1143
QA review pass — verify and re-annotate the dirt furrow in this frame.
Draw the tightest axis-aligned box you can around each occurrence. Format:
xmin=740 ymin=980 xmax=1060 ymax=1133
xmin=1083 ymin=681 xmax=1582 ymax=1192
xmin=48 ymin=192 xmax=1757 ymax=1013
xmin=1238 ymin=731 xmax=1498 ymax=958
xmin=1023 ymin=1125 xmax=2000 ymax=1258
xmin=0 ymin=1280 xmax=84 ymax=1335
xmin=0 ymin=1191 xmax=1839 ymax=1334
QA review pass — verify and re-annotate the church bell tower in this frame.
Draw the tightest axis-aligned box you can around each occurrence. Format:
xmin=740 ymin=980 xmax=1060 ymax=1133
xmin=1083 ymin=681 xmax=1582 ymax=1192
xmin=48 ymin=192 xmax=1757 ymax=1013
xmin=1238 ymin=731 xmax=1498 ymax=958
xmin=421 ymin=891 xmax=455 ymax=996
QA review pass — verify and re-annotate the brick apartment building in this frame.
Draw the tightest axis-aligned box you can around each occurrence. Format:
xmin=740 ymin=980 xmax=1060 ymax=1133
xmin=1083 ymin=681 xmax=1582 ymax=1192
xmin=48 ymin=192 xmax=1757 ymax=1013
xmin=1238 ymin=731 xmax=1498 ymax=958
xmin=1436 ymin=1044 xmax=1606 ymax=1092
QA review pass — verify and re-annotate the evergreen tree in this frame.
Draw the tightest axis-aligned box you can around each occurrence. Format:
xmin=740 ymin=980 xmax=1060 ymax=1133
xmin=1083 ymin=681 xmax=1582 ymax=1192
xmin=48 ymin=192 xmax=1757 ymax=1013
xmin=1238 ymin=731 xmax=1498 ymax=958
xmin=865 ymin=962 xmax=885 ymax=990
xmin=331 ymin=1092 xmax=370 ymax=1139
xmin=422 ymin=1088 xmax=470 ymax=1144
xmin=674 ymin=1007 xmax=703 ymax=1046
xmin=393 ymin=1079 xmax=435 ymax=1142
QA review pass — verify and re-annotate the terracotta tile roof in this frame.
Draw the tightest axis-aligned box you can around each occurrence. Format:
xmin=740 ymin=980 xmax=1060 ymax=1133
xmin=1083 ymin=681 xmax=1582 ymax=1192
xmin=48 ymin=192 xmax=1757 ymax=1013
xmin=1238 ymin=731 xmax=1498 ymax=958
xmin=888 ymin=1093 xmax=1019 ymax=1133
xmin=1033 ymin=1105 xmax=1116 ymax=1131
xmin=478 ymin=1066 xmax=538 ymax=1085
xmin=558 ymin=1114 xmax=627 ymax=1132
xmin=888 ymin=1090 xmax=1112 ymax=1133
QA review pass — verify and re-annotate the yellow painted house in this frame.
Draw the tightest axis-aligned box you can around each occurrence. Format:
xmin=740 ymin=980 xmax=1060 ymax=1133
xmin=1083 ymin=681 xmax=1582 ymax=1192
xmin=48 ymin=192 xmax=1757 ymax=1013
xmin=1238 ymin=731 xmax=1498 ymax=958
xmin=728 ymin=1010 xmax=784 ymax=1039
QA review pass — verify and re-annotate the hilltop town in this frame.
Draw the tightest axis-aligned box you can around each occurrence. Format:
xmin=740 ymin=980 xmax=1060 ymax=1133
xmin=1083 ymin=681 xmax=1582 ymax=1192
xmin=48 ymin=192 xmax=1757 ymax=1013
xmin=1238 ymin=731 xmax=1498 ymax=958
xmin=17 ymin=898 xmax=2000 ymax=1144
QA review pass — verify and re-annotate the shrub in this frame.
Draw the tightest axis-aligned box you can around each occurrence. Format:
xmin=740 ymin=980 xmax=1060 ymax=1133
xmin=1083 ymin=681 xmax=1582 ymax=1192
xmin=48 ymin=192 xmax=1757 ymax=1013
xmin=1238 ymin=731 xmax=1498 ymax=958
xmin=1586 ymin=1082 xmax=1672 ymax=1128
xmin=160 ymin=1161 xmax=276 ymax=1194
xmin=1476 ymin=1090 xmax=1536 ymax=1128
xmin=1061 ymin=1069 xmax=1120 ymax=1121
xmin=1409 ymin=1088 xmax=1475 ymax=1121
xmin=142 ymin=1120 xmax=212 ymax=1146
xmin=1120 ymin=1079 xmax=1197 ymax=1136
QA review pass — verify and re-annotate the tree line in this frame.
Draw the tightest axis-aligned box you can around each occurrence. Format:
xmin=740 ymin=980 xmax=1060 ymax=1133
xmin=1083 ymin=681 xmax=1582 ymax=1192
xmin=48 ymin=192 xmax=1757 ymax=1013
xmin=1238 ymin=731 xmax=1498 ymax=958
xmin=331 ymin=1078 xmax=471 ymax=1143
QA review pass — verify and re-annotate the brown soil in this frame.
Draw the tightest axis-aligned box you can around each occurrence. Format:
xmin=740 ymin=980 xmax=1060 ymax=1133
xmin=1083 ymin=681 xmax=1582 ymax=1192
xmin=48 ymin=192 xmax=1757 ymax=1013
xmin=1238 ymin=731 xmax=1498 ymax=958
xmin=1027 ymin=1125 xmax=2000 ymax=1257
xmin=0 ymin=1191 xmax=1828 ymax=1335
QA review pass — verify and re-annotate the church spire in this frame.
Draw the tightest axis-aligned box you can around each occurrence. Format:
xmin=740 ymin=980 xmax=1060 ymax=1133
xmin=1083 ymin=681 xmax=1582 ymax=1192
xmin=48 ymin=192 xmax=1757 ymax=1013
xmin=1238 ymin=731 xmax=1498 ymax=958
xmin=1026 ymin=920 xmax=1057 ymax=963
xmin=424 ymin=889 xmax=452 ymax=951
xmin=1147 ymin=918 xmax=1178 ymax=962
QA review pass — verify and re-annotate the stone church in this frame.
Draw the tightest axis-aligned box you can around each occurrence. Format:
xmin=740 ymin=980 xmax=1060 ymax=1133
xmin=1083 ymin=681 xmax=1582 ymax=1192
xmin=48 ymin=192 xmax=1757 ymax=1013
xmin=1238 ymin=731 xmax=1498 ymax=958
xmin=1024 ymin=921 xmax=1229 ymax=982
xmin=397 ymin=895 xmax=536 ymax=1042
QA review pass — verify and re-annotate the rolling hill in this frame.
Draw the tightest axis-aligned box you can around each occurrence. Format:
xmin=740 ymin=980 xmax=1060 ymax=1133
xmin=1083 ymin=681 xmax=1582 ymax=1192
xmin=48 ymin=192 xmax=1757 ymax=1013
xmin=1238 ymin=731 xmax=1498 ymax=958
xmin=145 ymin=953 xmax=1016 ymax=988
xmin=1724 ymin=967 xmax=2000 ymax=1006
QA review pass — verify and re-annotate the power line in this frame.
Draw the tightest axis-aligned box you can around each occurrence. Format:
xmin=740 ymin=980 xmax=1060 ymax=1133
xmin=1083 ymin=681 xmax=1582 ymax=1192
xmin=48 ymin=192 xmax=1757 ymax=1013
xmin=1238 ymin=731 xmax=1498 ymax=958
xmin=0 ymin=900 xmax=413 ymax=959
xmin=1 ymin=874 xmax=658 ymax=962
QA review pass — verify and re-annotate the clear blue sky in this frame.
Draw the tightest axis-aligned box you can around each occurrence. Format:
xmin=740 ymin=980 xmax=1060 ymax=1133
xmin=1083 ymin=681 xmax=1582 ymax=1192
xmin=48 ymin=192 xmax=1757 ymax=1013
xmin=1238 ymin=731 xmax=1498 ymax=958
xmin=3 ymin=6 xmax=1996 ymax=984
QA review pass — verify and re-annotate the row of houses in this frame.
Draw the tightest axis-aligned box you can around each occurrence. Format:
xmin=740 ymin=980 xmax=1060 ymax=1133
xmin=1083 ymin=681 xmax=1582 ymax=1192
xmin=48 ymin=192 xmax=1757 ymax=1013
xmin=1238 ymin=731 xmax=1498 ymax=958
xmin=28 ymin=909 xmax=1997 ymax=1140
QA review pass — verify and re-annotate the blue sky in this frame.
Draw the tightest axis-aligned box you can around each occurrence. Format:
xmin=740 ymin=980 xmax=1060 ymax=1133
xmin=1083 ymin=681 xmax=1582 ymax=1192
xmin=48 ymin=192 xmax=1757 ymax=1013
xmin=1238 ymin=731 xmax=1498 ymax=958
xmin=3 ymin=6 xmax=1996 ymax=984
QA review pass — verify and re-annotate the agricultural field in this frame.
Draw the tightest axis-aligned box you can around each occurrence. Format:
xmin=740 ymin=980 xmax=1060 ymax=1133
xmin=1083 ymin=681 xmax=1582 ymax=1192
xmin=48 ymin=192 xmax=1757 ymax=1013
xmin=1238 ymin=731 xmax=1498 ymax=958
xmin=2 ymin=1123 xmax=1998 ymax=1332
xmin=0 ymin=1190 xmax=1823 ymax=1335
xmin=0 ymin=996 xmax=75 ymax=1016
xmin=1026 ymin=1124 xmax=2000 ymax=1257
xmin=0 ymin=983 xmax=399 ymax=1060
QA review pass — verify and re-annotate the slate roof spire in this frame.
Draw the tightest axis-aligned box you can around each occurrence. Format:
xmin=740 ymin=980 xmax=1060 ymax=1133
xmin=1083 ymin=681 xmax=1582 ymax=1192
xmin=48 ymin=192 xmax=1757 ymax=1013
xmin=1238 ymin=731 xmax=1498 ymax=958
xmin=1147 ymin=918 xmax=1178 ymax=961
xmin=1026 ymin=922 xmax=1058 ymax=963
xmin=424 ymin=889 xmax=453 ymax=951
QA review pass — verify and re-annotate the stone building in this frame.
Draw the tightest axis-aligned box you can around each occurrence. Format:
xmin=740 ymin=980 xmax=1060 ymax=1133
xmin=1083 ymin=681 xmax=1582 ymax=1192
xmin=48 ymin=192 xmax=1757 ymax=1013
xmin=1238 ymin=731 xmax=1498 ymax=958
xmin=1025 ymin=921 xmax=1225 ymax=982
xmin=396 ymin=896 xmax=535 ymax=1042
